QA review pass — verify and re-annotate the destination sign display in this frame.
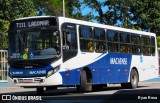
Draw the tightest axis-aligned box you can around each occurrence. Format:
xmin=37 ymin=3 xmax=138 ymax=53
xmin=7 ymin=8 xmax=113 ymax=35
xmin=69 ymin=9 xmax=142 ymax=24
xmin=10 ymin=17 xmax=58 ymax=29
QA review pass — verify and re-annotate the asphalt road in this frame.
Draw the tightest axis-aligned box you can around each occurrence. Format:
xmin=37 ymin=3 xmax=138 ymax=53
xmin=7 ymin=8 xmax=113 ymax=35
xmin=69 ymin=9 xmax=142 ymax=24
xmin=0 ymin=82 xmax=160 ymax=103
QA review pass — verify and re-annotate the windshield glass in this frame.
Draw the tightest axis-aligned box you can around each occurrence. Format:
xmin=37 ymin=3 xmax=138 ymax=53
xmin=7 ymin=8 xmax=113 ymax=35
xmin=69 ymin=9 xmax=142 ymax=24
xmin=9 ymin=28 xmax=60 ymax=60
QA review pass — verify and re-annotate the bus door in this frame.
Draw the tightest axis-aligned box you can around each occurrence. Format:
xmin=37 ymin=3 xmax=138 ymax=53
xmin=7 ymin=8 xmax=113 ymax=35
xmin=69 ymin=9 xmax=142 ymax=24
xmin=62 ymin=23 xmax=78 ymax=62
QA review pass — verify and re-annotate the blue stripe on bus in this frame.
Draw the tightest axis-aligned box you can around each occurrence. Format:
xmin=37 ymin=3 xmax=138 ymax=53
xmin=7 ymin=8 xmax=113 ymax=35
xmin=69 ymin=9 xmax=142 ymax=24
xmin=9 ymin=65 xmax=52 ymax=77
xmin=60 ymin=53 xmax=132 ymax=85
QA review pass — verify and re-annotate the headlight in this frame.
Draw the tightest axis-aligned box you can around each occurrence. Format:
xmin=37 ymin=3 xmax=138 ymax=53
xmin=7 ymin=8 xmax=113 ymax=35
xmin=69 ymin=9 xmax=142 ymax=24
xmin=47 ymin=65 xmax=60 ymax=78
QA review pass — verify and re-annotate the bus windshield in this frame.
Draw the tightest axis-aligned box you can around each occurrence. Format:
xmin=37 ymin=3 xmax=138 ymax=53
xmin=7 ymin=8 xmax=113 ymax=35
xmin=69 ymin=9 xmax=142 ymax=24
xmin=9 ymin=27 xmax=60 ymax=60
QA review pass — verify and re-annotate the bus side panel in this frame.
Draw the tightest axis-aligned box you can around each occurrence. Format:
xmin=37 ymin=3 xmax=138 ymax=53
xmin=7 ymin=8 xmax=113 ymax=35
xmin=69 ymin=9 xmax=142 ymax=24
xmin=60 ymin=53 xmax=132 ymax=86
xmin=89 ymin=53 xmax=132 ymax=84
xmin=60 ymin=69 xmax=81 ymax=86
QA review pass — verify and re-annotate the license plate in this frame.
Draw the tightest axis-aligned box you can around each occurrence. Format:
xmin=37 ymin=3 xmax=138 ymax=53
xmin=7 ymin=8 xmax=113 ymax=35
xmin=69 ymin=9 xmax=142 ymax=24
xmin=18 ymin=79 xmax=33 ymax=83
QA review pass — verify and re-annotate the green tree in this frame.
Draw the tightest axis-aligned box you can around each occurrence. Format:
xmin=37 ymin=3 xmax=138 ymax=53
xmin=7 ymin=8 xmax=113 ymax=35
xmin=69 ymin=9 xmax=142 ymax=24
xmin=83 ymin=0 xmax=160 ymax=34
xmin=0 ymin=0 xmax=36 ymax=49
xmin=34 ymin=0 xmax=65 ymax=16
xmin=83 ymin=0 xmax=160 ymax=46
xmin=83 ymin=0 xmax=137 ymax=28
xmin=34 ymin=0 xmax=88 ymax=20
xmin=132 ymin=0 xmax=160 ymax=35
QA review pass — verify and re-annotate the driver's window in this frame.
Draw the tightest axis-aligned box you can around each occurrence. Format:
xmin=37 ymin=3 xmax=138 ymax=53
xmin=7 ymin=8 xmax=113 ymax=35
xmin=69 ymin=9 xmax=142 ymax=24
xmin=62 ymin=23 xmax=78 ymax=62
xmin=62 ymin=24 xmax=77 ymax=51
xmin=66 ymin=31 xmax=77 ymax=50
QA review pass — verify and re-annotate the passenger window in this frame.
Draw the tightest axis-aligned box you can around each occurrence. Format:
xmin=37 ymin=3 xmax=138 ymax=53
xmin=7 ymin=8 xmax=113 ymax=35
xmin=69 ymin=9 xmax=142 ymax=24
xmin=132 ymin=45 xmax=141 ymax=55
xmin=107 ymin=30 xmax=118 ymax=42
xmin=107 ymin=30 xmax=119 ymax=53
xmin=80 ymin=27 xmax=92 ymax=39
xmin=80 ymin=26 xmax=93 ymax=52
xmin=94 ymin=28 xmax=105 ymax=40
xmin=141 ymin=36 xmax=150 ymax=45
xmin=108 ymin=42 xmax=118 ymax=52
xmin=94 ymin=28 xmax=106 ymax=52
xmin=141 ymin=36 xmax=151 ymax=56
xmin=131 ymin=35 xmax=140 ymax=44
xmin=151 ymin=37 xmax=155 ymax=56
xmin=131 ymin=35 xmax=141 ymax=55
xmin=120 ymin=33 xmax=130 ymax=43
xmin=120 ymin=32 xmax=130 ymax=54
xmin=151 ymin=37 xmax=155 ymax=46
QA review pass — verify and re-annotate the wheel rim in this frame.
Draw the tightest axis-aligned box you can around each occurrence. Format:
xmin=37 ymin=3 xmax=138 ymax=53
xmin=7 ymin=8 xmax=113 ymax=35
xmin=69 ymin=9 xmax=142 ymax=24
xmin=132 ymin=75 xmax=137 ymax=85
xmin=131 ymin=70 xmax=138 ymax=88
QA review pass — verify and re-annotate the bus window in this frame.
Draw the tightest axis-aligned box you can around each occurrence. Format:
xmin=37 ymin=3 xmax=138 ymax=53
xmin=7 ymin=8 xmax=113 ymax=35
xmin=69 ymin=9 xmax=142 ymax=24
xmin=141 ymin=36 xmax=151 ymax=56
xmin=80 ymin=26 xmax=93 ymax=52
xmin=107 ymin=30 xmax=118 ymax=42
xmin=131 ymin=35 xmax=141 ymax=55
xmin=94 ymin=28 xmax=105 ymax=40
xmin=131 ymin=35 xmax=140 ymax=44
xmin=120 ymin=32 xmax=130 ymax=54
xmin=94 ymin=28 xmax=106 ymax=52
xmin=141 ymin=36 xmax=150 ymax=45
xmin=108 ymin=42 xmax=118 ymax=52
xmin=120 ymin=33 xmax=130 ymax=43
xmin=107 ymin=30 xmax=119 ymax=53
xmin=132 ymin=45 xmax=141 ymax=55
xmin=95 ymin=41 xmax=106 ymax=52
xmin=151 ymin=37 xmax=155 ymax=56
xmin=80 ymin=26 xmax=92 ymax=39
xmin=120 ymin=44 xmax=130 ymax=53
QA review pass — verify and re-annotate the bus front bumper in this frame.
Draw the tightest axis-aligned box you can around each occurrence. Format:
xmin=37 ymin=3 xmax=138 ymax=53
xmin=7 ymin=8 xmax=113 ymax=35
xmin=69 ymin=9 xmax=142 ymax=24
xmin=7 ymin=73 xmax=62 ymax=87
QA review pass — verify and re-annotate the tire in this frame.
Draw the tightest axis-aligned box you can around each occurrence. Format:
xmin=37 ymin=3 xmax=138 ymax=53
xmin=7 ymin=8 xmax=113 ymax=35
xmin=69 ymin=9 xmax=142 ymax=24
xmin=121 ymin=69 xmax=139 ymax=89
xmin=78 ymin=70 xmax=92 ymax=93
xmin=37 ymin=87 xmax=44 ymax=95
xmin=130 ymin=69 xmax=139 ymax=89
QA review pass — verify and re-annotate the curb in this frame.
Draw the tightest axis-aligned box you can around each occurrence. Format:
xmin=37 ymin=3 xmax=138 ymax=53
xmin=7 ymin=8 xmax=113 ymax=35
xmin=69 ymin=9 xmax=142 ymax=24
xmin=0 ymin=82 xmax=9 ymax=87
xmin=144 ymin=77 xmax=160 ymax=82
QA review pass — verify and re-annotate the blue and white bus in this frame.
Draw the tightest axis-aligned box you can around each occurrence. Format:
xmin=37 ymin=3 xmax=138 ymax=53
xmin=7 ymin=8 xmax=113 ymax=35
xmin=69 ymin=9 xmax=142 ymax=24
xmin=8 ymin=16 xmax=159 ymax=94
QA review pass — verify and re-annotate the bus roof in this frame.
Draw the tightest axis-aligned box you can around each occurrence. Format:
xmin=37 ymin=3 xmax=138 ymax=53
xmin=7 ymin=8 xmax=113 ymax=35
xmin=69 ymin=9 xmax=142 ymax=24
xmin=13 ymin=16 xmax=56 ymax=21
xmin=58 ymin=17 xmax=156 ymax=37
xmin=12 ymin=16 xmax=156 ymax=37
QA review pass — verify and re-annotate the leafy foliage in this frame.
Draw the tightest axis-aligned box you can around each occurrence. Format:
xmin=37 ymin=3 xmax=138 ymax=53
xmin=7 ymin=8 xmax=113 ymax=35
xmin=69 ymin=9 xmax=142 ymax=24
xmin=0 ymin=0 xmax=36 ymax=49
xmin=83 ymin=0 xmax=160 ymax=35
xmin=82 ymin=0 xmax=160 ymax=46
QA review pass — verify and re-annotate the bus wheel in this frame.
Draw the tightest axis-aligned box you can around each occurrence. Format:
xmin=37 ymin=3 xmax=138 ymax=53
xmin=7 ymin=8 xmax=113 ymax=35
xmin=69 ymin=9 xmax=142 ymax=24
xmin=78 ymin=70 xmax=92 ymax=93
xmin=37 ymin=87 xmax=44 ymax=95
xmin=130 ymin=69 xmax=139 ymax=89
xmin=121 ymin=69 xmax=139 ymax=89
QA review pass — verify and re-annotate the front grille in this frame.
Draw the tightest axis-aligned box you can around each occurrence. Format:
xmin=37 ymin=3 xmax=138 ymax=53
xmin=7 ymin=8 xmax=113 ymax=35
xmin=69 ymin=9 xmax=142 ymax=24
xmin=17 ymin=78 xmax=44 ymax=83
